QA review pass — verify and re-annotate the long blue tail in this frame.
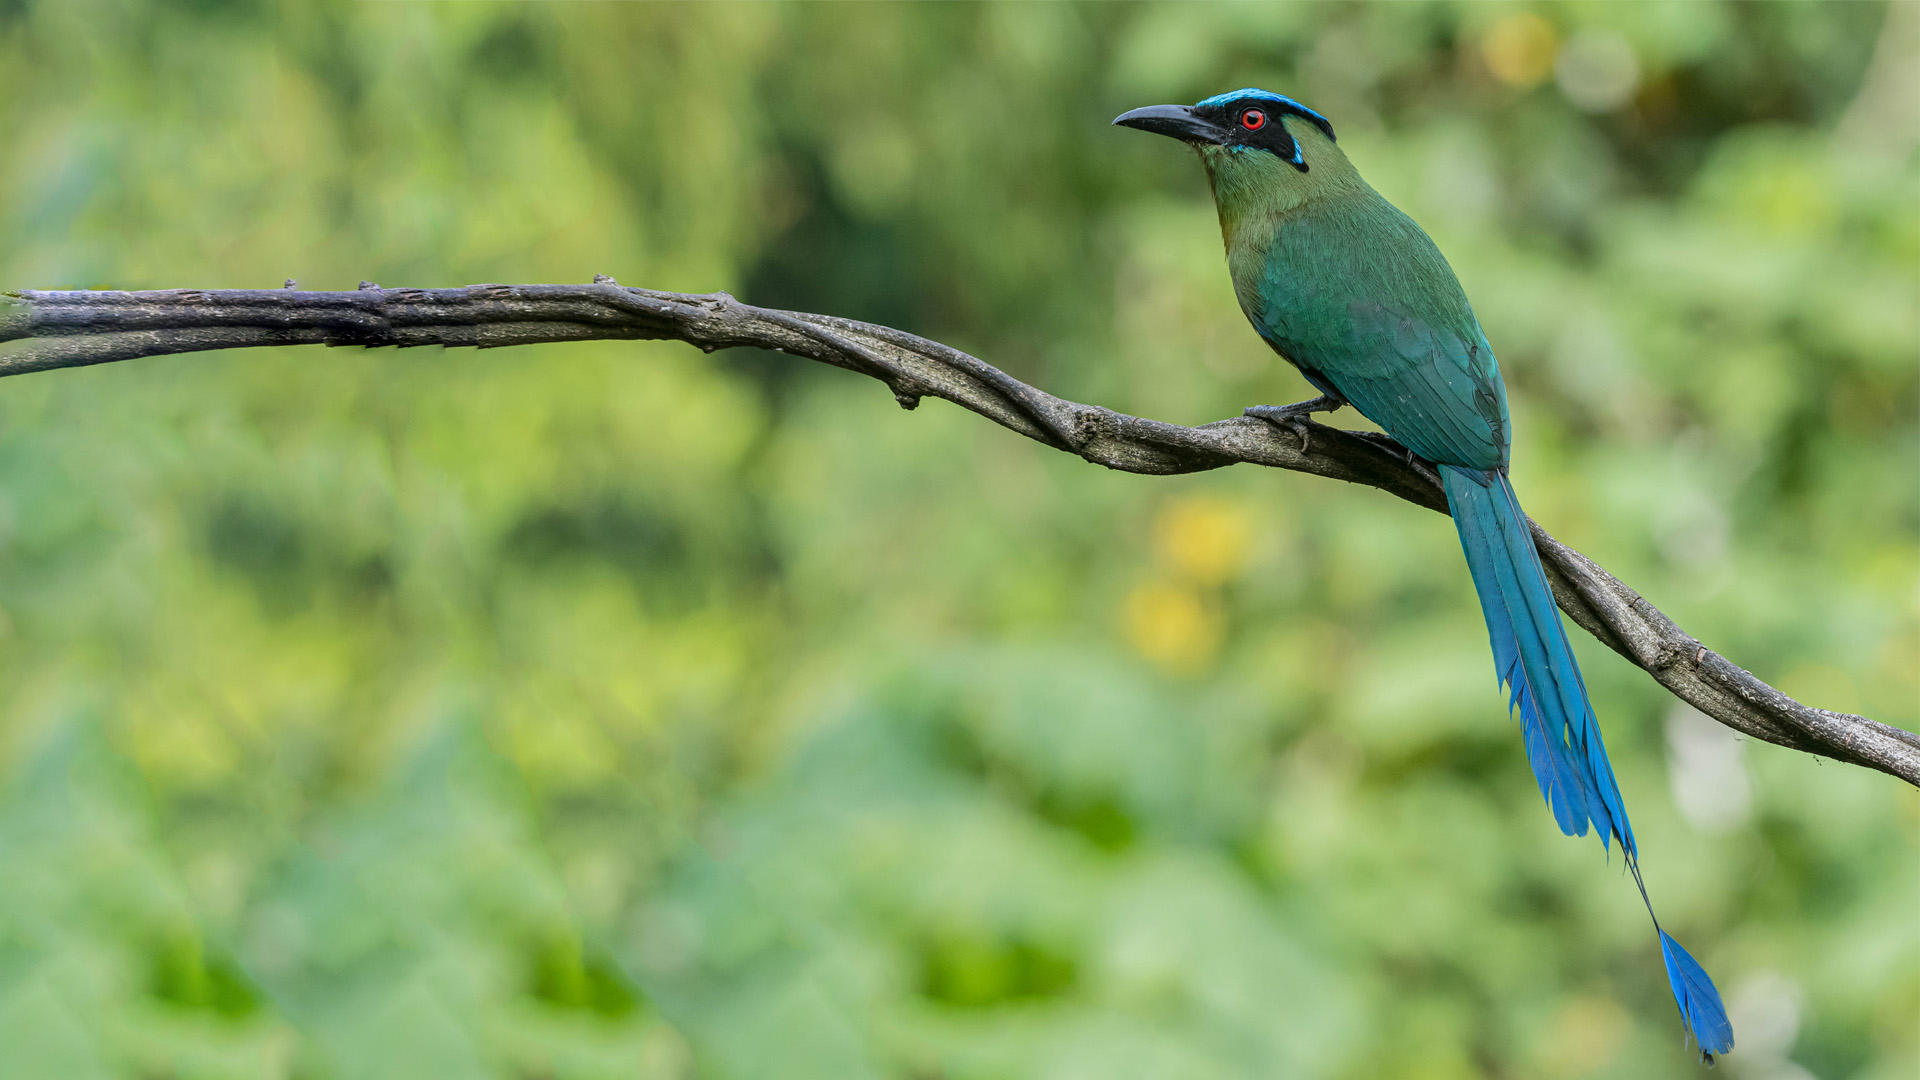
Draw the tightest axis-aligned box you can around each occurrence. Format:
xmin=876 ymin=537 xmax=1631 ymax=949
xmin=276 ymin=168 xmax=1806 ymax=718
xmin=1442 ymin=465 xmax=1734 ymax=1063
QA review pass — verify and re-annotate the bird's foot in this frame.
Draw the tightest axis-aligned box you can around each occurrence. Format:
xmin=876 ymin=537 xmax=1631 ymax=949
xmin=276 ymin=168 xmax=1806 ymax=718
xmin=1245 ymin=394 xmax=1343 ymax=425
xmin=1244 ymin=395 xmax=1343 ymax=454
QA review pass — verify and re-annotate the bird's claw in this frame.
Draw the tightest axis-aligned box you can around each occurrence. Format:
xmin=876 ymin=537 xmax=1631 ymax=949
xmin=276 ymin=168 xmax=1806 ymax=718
xmin=1244 ymin=406 xmax=1313 ymax=454
xmin=1244 ymin=403 xmax=1315 ymax=424
xmin=1244 ymin=396 xmax=1342 ymax=456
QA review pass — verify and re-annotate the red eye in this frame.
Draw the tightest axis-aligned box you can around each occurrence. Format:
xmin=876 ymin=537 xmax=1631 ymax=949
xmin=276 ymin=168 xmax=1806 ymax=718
xmin=1240 ymin=109 xmax=1266 ymax=131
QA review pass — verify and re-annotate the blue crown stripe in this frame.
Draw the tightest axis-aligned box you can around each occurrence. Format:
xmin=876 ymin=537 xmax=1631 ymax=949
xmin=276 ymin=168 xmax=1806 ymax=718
xmin=1193 ymin=88 xmax=1336 ymax=143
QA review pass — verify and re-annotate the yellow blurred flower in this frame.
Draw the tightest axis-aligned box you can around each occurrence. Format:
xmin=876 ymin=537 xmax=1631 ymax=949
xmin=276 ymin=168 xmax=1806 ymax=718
xmin=1153 ymin=495 xmax=1252 ymax=586
xmin=1481 ymin=13 xmax=1558 ymax=89
xmin=1124 ymin=580 xmax=1222 ymax=674
xmin=1539 ymin=996 xmax=1629 ymax=1075
xmin=125 ymin=707 xmax=240 ymax=788
xmin=503 ymin=693 xmax=624 ymax=789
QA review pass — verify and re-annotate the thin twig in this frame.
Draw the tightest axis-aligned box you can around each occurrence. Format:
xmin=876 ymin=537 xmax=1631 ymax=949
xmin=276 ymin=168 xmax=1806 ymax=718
xmin=4 ymin=282 xmax=1915 ymax=785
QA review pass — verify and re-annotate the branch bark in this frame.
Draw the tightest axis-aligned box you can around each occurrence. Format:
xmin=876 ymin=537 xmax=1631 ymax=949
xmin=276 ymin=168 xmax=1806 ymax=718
xmin=5 ymin=281 xmax=1915 ymax=785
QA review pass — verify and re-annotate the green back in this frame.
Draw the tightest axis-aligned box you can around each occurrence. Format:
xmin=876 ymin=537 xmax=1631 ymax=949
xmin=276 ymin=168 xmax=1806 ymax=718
xmin=1203 ymin=125 xmax=1510 ymax=472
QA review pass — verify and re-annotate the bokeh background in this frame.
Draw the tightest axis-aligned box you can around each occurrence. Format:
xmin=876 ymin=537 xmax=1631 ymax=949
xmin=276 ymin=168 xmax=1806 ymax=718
xmin=0 ymin=2 xmax=1914 ymax=1078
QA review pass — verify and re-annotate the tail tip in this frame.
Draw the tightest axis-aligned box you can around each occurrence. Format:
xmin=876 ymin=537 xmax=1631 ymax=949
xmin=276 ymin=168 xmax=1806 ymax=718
xmin=1657 ymin=930 xmax=1734 ymax=1063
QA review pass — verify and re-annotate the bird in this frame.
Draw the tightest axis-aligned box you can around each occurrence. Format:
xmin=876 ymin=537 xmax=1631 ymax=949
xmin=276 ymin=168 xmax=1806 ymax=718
xmin=1114 ymin=89 xmax=1734 ymax=1063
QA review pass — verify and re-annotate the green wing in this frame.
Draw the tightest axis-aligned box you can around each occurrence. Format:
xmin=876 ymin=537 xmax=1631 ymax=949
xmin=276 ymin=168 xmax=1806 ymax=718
xmin=1241 ymin=194 xmax=1509 ymax=472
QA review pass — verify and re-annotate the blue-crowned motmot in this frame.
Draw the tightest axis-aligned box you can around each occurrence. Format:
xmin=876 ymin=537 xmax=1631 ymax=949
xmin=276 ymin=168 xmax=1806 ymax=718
xmin=1115 ymin=89 xmax=1733 ymax=1063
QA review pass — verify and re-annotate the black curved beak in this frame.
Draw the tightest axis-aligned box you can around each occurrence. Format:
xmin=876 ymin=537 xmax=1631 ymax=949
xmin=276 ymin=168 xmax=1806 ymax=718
xmin=1112 ymin=104 xmax=1227 ymax=145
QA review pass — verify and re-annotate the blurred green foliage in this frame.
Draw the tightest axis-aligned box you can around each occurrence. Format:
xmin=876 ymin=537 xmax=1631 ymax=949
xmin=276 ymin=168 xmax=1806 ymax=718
xmin=0 ymin=2 xmax=1915 ymax=1078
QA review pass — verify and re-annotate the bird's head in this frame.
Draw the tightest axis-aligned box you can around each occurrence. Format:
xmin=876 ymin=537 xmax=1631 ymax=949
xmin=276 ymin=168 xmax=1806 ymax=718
xmin=1114 ymin=89 xmax=1357 ymax=220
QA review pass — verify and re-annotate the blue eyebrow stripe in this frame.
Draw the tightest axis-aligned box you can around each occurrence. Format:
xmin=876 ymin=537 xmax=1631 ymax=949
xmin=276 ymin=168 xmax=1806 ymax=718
xmin=1194 ymin=88 xmax=1337 ymax=143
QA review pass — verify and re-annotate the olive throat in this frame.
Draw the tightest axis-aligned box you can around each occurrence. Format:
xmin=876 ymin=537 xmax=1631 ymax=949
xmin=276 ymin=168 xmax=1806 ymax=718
xmin=1195 ymin=122 xmax=1368 ymax=324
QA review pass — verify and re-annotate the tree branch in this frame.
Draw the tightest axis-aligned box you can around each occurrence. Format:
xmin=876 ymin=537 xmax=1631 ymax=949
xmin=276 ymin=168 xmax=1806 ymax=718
xmin=5 ymin=281 xmax=1915 ymax=785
